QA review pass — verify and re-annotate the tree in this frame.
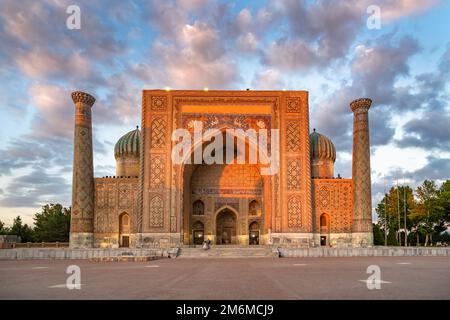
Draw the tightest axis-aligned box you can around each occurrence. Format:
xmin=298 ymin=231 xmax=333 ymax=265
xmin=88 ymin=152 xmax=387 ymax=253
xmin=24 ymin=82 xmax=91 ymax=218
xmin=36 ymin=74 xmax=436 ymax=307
xmin=410 ymin=180 xmax=444 ymax=246
xmin=372 ymin=223 xmax=384 ymax=245
xmin=9 ymin=216 xmax=34 ymax=242
xmin=387 ymin=228 xmax=399 ymax=246
xmin=376 ymin=185 xmax=414 ymax=246
xmin=33 ymin=204 xmax=71 ymax=242
xmin=0 ymin=220 xmax=10 ymax=235
xmin=438 ymin=180 xmax=450 ymax=224
xmin=438 ymin=232 xmax=450 ymax=245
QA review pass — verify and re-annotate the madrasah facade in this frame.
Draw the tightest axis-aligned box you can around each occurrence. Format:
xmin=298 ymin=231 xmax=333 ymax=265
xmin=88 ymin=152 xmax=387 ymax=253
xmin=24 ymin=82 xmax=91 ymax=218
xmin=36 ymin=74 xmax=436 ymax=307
xmin=69 ymin=90 xmax=374 ymax=248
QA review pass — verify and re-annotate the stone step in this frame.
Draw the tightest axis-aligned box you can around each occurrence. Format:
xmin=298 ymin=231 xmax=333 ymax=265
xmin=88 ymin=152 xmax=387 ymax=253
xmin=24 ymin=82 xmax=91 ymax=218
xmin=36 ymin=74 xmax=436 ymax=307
xmin=177 ymin=246 xmax=279 ymax=258
xmin=90 ymin=256 xmax=159 ymax=262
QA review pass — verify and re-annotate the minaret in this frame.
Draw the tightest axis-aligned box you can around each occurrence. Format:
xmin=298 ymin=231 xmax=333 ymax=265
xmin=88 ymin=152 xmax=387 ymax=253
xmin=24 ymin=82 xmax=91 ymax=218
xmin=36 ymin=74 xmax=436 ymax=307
xmin=350 ymin=98 xmax=373 ymax=247
xmin=69 ymin=91 xmax=96 ymax=248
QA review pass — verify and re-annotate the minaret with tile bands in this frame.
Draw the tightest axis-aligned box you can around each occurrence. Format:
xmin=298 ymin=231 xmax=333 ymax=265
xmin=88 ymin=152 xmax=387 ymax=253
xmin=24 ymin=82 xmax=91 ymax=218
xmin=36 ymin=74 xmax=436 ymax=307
xmin=350 ymin=98 xmax=374 ymax=246
xmin=69 ymin=91 xmax=96 ymax=248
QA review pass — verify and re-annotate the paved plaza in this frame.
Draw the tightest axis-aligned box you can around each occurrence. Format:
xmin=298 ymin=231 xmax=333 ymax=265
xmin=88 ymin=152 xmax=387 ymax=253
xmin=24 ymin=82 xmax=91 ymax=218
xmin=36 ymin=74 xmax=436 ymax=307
xmin=0 ymin=257 xmax=449 ymax=299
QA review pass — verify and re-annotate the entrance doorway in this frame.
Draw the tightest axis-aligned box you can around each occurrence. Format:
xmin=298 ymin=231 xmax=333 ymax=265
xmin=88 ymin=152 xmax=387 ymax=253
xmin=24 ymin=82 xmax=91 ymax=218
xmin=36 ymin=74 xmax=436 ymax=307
xmin=249 ymin=221 xmax=260 ymax=245
xmin=119 ymin=212 xmax=130 ymax=248
xmin=320 ymin=213 xmax=330 ymax=247
xmin=122 ymin=236 xmax=130 ymax=247
xmin=192 ymin=221 xmax=204 ymax=245
xmin=216 ymin=209 xmax=236 ymax=245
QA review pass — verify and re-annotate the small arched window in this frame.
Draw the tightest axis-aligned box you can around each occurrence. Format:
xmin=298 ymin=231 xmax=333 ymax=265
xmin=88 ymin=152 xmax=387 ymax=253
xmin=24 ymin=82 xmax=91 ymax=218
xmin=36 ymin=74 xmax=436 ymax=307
xmin=249 ymin=200 xmax=260 ymax=216
xmin=320 ymin=214 xmax=327 ymax=227
xmin=119 ymin=212 xmax=130 ymax=234
xmin=193 ymin=200 xmax=204 ymax=215
xmin=320 ymin=213 xmax=330 ymax=232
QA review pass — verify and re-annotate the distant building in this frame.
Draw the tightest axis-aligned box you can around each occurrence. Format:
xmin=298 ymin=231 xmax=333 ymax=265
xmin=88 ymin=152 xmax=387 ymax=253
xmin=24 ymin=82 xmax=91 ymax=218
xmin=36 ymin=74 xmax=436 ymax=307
xmin=0 ymin=235 xmax=20 ymax=249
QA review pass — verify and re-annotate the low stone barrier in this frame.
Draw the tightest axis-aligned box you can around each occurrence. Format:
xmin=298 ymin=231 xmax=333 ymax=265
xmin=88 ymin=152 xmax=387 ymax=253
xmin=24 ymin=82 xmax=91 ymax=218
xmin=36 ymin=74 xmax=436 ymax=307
xmin=12 ymin=242 xmax=69 ymax=248
xmin=2 ymin=246 xmax=449 ymax=260
xmin=278 ymin=246 xmax=450 ymax=258
xmin=0 ymin=248 xmax=164 ymax=260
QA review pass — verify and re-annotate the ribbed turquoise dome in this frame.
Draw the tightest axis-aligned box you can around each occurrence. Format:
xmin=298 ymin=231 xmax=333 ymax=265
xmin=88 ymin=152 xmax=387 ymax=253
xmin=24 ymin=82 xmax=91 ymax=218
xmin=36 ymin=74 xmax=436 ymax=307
xmin=114 ymin=126 xmax=141 ymax=158
xmin=309 ymin=129 xmax=336 ymax=162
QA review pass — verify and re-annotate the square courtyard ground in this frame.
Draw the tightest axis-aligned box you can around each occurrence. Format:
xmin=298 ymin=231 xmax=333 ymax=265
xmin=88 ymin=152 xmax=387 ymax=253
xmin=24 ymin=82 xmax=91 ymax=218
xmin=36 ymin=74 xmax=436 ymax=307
xmin=0 ymin=257 xmax=449 ymax=299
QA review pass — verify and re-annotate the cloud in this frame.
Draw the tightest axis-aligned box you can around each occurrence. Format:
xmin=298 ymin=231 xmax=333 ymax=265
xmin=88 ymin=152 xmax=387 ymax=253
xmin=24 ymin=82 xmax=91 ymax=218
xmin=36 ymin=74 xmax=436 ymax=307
xmin=0 ymin=0 xmax=126 ymax=60
xmin=351 ymin=35 xmax=420 ymax=105
xmin=405 ymin=156 xmax=450 ymax=182
xmin=0 ymin=169 xmax=71 ymax=207
xmin=394 ymin=44 xmax=450 ymax=148
xmin=258 ymin=0 xmax=364 ymax=70
xmin=0 ymin=0 xmax=67 ymax=48
xmin=144 ymin=0 xmax=187 ymax=37
xmin=95 ymin=74 xmax=141 ymax=126
xmin=258 ymin=0 xmax=438 ymax=71
xmin=377 ymin=0 xmax=440 ymax=22
xmin=312 ymin=34 xmax=420 ymax=153
xmin=400 ymin=112 xmax=450 ymax=149
xmin=262 ymin=39 xmax=318 ymax=72
xmin=251 ymin=69 xmax=285 ymax=89
xmin=135 ymin=19 xmax=242 ymax=88
xmin=236 ymin=32 xmax=258 ymax=53
xmin=28 ymin=84 xmax=74 ymax=139
xmin=15 ymin=48 xmax=99 ymax=83
xmin=177 ymin=0 xmax=209 ymax=11
xmin=311 ymin=86 xmax=354 ymax=152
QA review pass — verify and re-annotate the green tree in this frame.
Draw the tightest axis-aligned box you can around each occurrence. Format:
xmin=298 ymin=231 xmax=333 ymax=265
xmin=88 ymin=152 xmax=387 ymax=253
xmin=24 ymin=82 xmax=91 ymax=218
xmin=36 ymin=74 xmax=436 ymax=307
xmin=410 ymin=180 xmax=444 ymax=246
xmin=0 ymin=220 xmax=10 ymax=235
xmin=9 ymin=216 xmax=34 ymax=242
xmin=438 ymin=180 xmax=450 ymax=224
xmin=438 ymin=232 xmax=450 ymax=245
xmin=372 ymin=223 xmax=384 ymax=245
xmin=387 ymin=228 xmax=399 ymax=246
xmin=376 ymin=185 xmax=414 ymax=246
xmin=33 ymin=204 xmax=71 ymax=242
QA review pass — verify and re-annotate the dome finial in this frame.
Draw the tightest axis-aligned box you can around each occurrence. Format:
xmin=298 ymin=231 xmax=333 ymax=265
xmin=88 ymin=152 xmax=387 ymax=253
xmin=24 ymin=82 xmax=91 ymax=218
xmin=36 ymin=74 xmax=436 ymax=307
xmin=313 ymin=128 xmax=316 ymax=132
xmin=136 ymin=125 xmax=139 ymax=130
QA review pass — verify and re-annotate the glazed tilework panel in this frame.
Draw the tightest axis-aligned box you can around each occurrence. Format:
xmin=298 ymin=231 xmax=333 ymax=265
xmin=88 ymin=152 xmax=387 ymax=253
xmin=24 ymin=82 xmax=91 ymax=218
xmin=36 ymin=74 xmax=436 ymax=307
xmin=352 ymin=110 xmax=372 ymax=232
xmin=286 ymin=120 xmax=301 ymax=152
xmin=141 ymin=90 xmax=311 ymax=237
xmin=94 ymin=178 xmax=139 ymax=233
xmin=150 ymin=117 xmax=167 ymax=149
xmin=149 ymin=195 xmax=164 ymax=228
xmin=287 ymin=196 xmax=302 ymax=228
xmin=149 ymin=154 xmax=165 ymax=190
xmin=313 ymin=179 xmax=353 ymax=233
xmin=281 ymin=92 xmax=312 ymax=233
xmin=142 ymin=91 xmax=171 ymax=233
xmin=191 ymin=164 xmax=262 ymax=195
xmin=71 ymin=125 xmax=95 ymax=233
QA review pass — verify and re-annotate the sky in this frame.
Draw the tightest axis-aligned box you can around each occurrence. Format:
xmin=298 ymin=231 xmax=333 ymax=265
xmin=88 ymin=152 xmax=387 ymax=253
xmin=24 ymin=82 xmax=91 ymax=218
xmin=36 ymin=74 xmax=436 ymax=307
xmin=0 ymin=0 xmax=449 ymax=226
